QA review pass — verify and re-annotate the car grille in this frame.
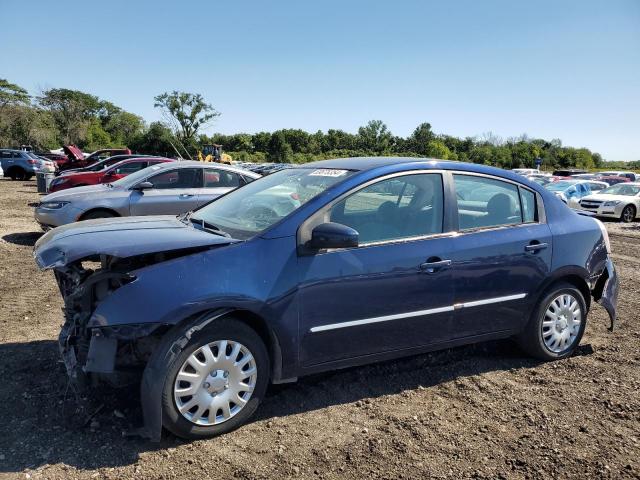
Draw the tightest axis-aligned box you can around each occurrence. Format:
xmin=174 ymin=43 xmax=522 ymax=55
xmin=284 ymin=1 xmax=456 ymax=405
xmin=580 ymin=200 xmax=602 ymax=210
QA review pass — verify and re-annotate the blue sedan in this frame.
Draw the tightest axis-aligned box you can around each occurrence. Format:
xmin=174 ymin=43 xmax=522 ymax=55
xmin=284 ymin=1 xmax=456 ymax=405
xmin=34 ymin=157 xmax=619 ymax=440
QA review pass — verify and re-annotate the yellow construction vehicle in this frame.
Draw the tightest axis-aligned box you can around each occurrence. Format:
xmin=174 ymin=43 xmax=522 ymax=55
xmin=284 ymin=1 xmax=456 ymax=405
xmin=198 ymin=144 xmax=232 ymax=164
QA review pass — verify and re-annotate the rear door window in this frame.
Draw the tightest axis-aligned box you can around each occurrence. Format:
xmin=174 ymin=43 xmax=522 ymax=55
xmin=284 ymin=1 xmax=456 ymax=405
xmin=204 ymin=168 xmax=241 ymax=187
xmin=148 ymin=168 xmax=203 ymax=189
xmin=454 ymin=174 xmax=538 ymax=229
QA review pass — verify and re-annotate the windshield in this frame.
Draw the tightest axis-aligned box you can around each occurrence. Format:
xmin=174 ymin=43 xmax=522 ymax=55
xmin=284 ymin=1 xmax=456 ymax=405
xmin=599 ymin=184 xmax=640 ymax=196
xmin=546 ymin=181 xmax=577 ymax=192
xmin=190 ymin=167 xmax=354 ymax=239
xmin=86 ymin=159 xmax=110 ymax=171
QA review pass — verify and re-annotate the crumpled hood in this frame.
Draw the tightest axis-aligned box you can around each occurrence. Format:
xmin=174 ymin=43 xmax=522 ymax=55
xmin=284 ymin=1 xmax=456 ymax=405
xmin=34 ymin=216 xmax=237 ymax=269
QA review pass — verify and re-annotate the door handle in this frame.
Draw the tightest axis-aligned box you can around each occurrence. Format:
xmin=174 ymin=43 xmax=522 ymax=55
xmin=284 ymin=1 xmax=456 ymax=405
xmin=179 ymin=194 xmax=194 ymax=198
xmin=525 ymin=242 xmax=548 ymax=252
xmin=419 ymin=259 xmax=452 ymax=273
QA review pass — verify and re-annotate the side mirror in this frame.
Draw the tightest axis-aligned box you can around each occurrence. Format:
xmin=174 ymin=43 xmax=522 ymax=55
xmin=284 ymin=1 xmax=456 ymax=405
xmin=133 ymin=181 xmax=154 ymax=191
xmin=309 ymin=222 xmax=358 ymax=249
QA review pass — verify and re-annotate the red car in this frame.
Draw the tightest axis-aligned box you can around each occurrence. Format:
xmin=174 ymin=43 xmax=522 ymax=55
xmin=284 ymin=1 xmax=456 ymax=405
xmin=48 ymin=157 xmax=174 ymax=192
xmin=54 ymin=145 xmax=133 ymax=172
xmin=598 ymin=175 xmax=631 ymax=186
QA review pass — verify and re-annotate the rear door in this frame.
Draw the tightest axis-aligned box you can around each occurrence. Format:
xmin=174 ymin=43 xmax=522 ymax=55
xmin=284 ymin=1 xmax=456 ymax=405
xmin=194 ymin=167 xmax=245 ymax=207
xmin=449 ymin=173 xmax=552 ymax=338
xmin=129 ymin=168 xmax=203 ymax=215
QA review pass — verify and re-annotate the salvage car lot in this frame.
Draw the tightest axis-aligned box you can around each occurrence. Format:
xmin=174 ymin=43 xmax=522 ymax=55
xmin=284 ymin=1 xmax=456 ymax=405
xmin=0 ymin=179 xmax=639 ymax=478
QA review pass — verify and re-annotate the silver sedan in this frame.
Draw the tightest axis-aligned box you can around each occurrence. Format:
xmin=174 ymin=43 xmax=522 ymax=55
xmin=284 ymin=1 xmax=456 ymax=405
xmin=34 ymin=161 xmax=261 ymax=229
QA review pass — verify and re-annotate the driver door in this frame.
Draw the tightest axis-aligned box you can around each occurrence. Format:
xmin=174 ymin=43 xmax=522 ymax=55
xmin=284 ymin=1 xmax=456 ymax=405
xmin=129 ymin=168 xmax=203 ymax=216
xmin=297 ymin=172 xmax=455 ymax=366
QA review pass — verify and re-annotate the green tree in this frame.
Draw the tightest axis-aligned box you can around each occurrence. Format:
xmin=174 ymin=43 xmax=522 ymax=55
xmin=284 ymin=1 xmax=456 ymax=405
xmin=0 ymin=79 xmax=30 ymax=108
xmin=38 ymin=88 xmax=103 ymax=144
xmin=267 ymin=131 xmax=293 ymax=162
xmin=129 ymin=121 xmax=179 ymax=157
xmin=154 ymin=91 xmax=220 ymax=143
xmin=357 ymin=120 xmax=392 ymax=153
xmin=104 ymin=111 xmax=144 ymax=145
xmin=407 ymin=122 xmax=435 ymax=155
xmin=424 ymin=139 xmax=453 ymax=159
xmin=84 ymin=119 xmax=113 ymax=151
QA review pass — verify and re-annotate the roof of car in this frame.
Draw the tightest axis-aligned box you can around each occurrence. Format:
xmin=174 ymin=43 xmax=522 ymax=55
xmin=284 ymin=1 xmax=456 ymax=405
xmin=301 ymin=156 xmax=449 ymax=171
xmin=141 ymin=160 xmax=261 ymax=177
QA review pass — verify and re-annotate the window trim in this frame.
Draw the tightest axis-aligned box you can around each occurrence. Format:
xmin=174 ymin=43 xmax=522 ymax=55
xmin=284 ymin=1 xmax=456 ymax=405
xmin=450 ymin=171 xmax=546 ymax=234
xmin=297 ymin=170 xmax=451 ymax=255
xmin=112 ymin=160 xmax=149 ymax=175
xmin=143 ymin=167 xmax=205 ymax=190
xmin=202 ymin=166 xmax=242 ymax=188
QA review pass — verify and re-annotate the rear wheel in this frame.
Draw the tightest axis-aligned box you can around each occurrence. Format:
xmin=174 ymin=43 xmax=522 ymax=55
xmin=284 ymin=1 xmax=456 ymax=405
xmin=80 ymin=210 xmax=116 ymax=220
xmin=621 ymin=204 xmax=635 ymax=223
xmin=160 ymin=318 xmax=269 ymax=439
xmin=517 ymin=282 xmax=587 ymax=360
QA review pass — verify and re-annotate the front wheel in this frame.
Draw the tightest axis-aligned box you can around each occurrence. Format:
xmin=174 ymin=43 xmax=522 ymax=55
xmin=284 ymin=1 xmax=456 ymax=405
xmin=80 ymin=210 xmax=116 ymax=220
xmin=161 ymin=318 xmax=269 ymax=439
xmin=621 ymin=204 xmax=636 ymax=223
xmin=517 ymin=282 xmax=587 ymax=360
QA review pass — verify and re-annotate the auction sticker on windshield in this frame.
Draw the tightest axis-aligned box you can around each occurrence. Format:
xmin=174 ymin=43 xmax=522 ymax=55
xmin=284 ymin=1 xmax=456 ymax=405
xmin=309 ymin=169 xmax=348 ymax=177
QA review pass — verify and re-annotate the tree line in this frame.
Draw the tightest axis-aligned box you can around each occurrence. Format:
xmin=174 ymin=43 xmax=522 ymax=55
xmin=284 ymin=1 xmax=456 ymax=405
xmin=1 ymin=78 xmax=634 ymax=170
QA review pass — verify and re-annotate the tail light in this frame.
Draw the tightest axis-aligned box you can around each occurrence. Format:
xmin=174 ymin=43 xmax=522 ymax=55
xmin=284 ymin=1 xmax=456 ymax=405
xmin=28 ymin=159 xmax=39 ymax=165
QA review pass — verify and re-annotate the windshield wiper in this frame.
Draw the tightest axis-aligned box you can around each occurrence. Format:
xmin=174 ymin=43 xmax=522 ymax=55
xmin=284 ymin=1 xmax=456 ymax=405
xmin=188 ymin=216 xmax=231 ymax=238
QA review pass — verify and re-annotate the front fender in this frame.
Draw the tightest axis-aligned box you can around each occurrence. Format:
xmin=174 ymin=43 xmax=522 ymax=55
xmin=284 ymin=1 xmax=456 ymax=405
xmin=138 ymin=309 xmax=233 ymax=442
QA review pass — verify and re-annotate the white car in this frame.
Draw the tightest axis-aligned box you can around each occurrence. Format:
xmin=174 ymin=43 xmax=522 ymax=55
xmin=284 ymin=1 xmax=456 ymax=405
xmin=511 ymin=168 xmax=540 ymax=176
xmin=0 ymin=163 xmax=4 ymax=178
xmin=578 ymin=182 xmax=640 ymax=223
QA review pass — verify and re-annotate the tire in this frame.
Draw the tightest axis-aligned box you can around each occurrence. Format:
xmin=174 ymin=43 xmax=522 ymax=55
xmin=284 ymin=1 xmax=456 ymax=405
xmin=8 ymin=168 xmax=26 ymax=181
xmin=160 ymin=318 xmax=269 ymax=439
xmin=621 ymin=204 xmax=635 ymax=223
xmin=517 ymin=282 xmax=587 ymax=361
xmin=80 ymin=210 xmax=116 ymax=220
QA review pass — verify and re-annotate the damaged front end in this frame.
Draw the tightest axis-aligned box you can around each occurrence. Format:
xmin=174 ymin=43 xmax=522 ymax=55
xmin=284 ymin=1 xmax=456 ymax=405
xmin=54 ymin=256 xmax=167 ymax=387
xmin=33 ymin=216 xmax=236 ymax=387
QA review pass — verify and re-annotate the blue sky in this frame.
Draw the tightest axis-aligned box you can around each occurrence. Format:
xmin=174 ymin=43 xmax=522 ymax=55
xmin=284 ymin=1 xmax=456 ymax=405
xmin=1 ymin=0 xmax=639 ymax=160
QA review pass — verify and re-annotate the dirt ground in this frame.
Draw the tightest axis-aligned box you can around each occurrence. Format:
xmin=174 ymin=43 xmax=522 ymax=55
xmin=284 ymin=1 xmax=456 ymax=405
xmin=0 ymin=179 xmax=639 ymax=480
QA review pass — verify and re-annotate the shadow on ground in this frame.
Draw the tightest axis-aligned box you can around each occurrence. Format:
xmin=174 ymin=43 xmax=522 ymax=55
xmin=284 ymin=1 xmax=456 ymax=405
xmin=0 ymin=336 xmax=557 ymax=474
xmin=2 ymin=231 xmax=42 ymax=246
